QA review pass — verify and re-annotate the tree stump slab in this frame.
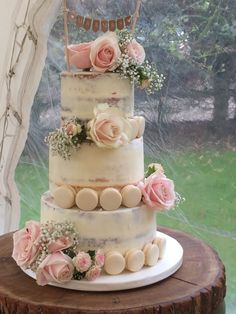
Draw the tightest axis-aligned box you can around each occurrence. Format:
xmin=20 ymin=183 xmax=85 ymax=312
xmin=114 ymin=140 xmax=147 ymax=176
xmin=0 ymin=226 xmax=226 ymax=314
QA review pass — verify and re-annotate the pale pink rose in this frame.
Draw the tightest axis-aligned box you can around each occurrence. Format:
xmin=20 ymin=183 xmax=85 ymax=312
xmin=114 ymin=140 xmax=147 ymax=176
xmin=65 ymin=123 xmax=78 ymax=136
xmin=12 ymin=220 xmax=41 ymax=268
xmin=88 ymin=105 xmax=132 ymax=148
xmin=36 ymin=252 xmax=74 ymax=286
xmin=95 ymin=249 xmax=105 ymax=267
xmin=90 ymin=32 xmax=121 ymax=72
xmin=127 ymin=39 xmax=145 ymax=65
xmin=139 ymin=172 xmax=176 ymax=210
xmin=85 ymin=265 xmax=101 ymax=281
xmin=48 ymin=236 xmax=73 ymax=253
xmin=65 ymin=122 xmax=82 ymax=136
xmin=73 ymin=252 xmax=92 ymax=272
xmin=67 ymin=42 xmax=92 ymax=69
xmin=148 ymin=163 xmax=164 ymax=174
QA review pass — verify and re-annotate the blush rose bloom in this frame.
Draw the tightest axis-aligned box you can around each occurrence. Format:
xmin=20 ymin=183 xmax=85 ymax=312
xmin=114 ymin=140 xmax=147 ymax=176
xmin=65 ymin=123 xmax=81 ymax=136
xmin=85 ymin=265 xmax=102 ymax=281
xmin=90 ymin=32 xmax=121 ymax=72
xmin=36 ymin=252 xmax=74 ymax=286
xmin=48 ymin=236 xmax=73 ymax=253
xmin=127 ymin=39 xmax=145 ymax=65
xmin=139 ymin=172 xmax=176 ymax=210
xmin=12 ymin=220 xmax=41 ymax=268
xmin=73 ymin=252 xmax=92 ymax=272
xmin=95 ymin=249 xmax=105 ymax=267
xmin=88 ymin=105 xmax=132 ymax=148
xmin=67 ymin=42 xmax=93 ymax=69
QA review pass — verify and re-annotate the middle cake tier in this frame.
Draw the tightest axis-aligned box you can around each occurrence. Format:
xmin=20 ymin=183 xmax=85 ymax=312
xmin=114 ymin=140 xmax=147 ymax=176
xmin=49 ymin=137 xmax=144 ymax=193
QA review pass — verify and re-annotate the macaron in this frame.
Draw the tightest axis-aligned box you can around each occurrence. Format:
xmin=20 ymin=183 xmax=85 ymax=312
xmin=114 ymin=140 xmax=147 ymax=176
xmin=53 ymin=185 xmax=76 ymax=209
xmin=153 ymin=236 xmax=166 ymax=259
xmin=104 ymin=251 xmax=125 ymax=275
xmin=121 ymin=185 xmax=142 ymax=208
xmin=143 ymin=243 xmax=159 ymax=266
xmin=125 ymin=248 xmax=145 ymax=272
xmin=100 ymin=188 xmax=122 ymax=211
xmin=135 ymin=116 xmax=145 ymax=138
xmin=75 ymin=188 xmax=98 ymax=211
xmin=129 ymin=118 xmax=140 ymax=139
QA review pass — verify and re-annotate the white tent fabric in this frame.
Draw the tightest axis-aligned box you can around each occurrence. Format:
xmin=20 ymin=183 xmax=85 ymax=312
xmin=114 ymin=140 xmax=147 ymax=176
xmin=0 ymin=0 xmax=61 ymax=235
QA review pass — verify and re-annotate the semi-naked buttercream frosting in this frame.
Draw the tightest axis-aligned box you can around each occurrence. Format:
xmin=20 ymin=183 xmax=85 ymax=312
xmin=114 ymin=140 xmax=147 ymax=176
xmin=41 ymin=192 xmax=157 ymax=254
xmin=49 ymin=138 xmax=144 ymax=193
xmin=61 ymin=72 xmax=134 ymax=121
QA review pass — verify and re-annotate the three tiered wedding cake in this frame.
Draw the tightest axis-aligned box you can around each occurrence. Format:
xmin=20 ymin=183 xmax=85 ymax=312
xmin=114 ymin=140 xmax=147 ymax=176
xmin=12 ymin=30 xmax=179 ymax=287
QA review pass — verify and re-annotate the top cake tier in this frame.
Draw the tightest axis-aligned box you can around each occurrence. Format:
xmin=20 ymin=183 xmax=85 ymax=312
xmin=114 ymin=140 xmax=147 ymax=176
xmin=61 ymin=72 xmax=134 ymax=121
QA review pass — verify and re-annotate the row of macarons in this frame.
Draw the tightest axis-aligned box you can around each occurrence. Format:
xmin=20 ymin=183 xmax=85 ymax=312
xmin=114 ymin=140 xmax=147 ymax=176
xmin=53 ymin=184 xmax=142 ymax=211
xmin=104 ymin=236 xmax=166 ymax=275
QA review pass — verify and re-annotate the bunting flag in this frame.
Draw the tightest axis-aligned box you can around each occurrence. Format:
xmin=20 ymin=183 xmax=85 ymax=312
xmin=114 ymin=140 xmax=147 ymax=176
xmin=67 ymin=10 xmax=132 ymax=32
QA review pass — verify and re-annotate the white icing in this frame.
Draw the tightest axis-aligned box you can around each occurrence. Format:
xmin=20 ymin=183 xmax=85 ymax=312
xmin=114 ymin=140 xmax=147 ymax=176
xmin=49 ymin=138 xmax=144 ymax=192
xmin=41 ymin=192 xmax=157 ymax=254
xmin=61 ymin=72 xmax=134 ymax=121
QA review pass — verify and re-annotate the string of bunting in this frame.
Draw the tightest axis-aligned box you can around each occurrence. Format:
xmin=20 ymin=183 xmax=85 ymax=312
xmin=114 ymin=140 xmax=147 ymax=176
xmin=67 ymin=10 xmax=133 ymax=32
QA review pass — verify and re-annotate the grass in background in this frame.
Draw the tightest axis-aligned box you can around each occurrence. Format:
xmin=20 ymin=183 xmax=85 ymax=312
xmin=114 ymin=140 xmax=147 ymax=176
xmin=15 ymin=160 xmax=48 ymax=226
xmin=15 ymin=149 xmax=236 ymax=312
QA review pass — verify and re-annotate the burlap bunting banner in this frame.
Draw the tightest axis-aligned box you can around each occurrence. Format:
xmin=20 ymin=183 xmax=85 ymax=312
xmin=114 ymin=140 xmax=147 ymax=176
xmin=67 ymin=10 xmax=132 ymax=32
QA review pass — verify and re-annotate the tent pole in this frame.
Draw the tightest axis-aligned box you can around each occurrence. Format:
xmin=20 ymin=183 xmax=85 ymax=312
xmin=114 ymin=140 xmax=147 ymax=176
xmin=63 ymin=0 xmax=70 ymax=72
xmin=131 ymin=0 xmax=141 ymax=33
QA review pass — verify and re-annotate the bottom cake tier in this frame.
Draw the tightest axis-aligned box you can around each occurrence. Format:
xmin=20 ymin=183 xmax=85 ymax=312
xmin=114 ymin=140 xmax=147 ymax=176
xmin=41 ymin=192 xmax=157 ymax=254
xmin=21 ymin=230 xmax=184 ymax=291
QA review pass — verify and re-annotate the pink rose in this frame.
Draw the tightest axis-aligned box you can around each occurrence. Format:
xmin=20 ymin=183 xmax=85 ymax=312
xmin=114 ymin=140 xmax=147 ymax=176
xmin=36 ymin=252 xmax=74 ymax=286
xmin=73 ymin=252 xmax=92 ymax=272
xmin=95 ymin=249 xmax=105 ymax=267
xmin=48 ymin=236 xmax=73 ymax=253
xmin=139 ymin=172 xmax=176 ymax=210
xmin=12 ymin=220 xmax=41 ymax=268
xmin=90 ymin=32 xmax=121 ymax=72
xmin=88 ymin=105 xmax=132 ymax=148
xmin=65 ymin=123 xmax=81 ymax=136
xmin=127 ymin=39 xmax=145 ymax=65
xmin=65 ymin=123 xmax=77 ymax=136
xmin=85 ymin=265 xmax=101 ymax=281
xmin=67 ymin=43 xmax=92 ymax=69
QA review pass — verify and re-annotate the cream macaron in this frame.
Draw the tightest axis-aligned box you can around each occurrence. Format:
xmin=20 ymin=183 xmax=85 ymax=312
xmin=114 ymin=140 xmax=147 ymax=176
xmin=53 ymin=185 xmax=76 ymax=209
xmin=125 ymin=248 xmax=145 ymax=272
xmin=153 ymin=236 xmax=166 ymax=259
xmin=143 ymin=243 xmax=159 ymax=266
xmin=129 ymin=117 xmax=140 ymax=139
xmin=104 ymin=251 xmax=125 ymax=275
xmin=100 ymin=188 xmax=122 ymax=211
xmin=75 ymin=188 xmax=98 ymax=211
xmin=135 ymin=116 xmax=145 ymax=138
xmin=121 ymin=185 xmax=142 ymax=208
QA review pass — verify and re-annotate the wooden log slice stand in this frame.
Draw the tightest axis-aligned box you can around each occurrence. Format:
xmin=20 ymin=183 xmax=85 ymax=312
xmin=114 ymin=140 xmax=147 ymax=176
xmin=0 ymin=226 xmax=226 ymax=314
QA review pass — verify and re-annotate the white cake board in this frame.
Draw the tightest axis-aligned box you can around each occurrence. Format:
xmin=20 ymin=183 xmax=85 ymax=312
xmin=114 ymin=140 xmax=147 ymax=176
xmin=22 ymin=231 xmax=183 ymax=291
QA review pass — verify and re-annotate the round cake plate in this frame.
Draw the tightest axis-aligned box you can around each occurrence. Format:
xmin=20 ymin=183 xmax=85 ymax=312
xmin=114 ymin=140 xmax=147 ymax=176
xmin=22 ymin=231 xmax=183 ymax=291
